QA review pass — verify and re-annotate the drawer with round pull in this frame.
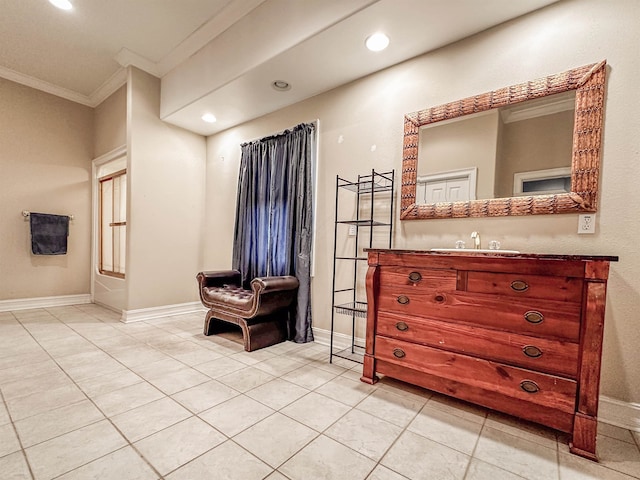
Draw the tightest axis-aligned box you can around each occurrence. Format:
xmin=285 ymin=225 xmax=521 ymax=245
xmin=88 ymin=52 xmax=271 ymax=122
xmin=377 ymin=286 xmax=449 ymax=309
xmin=378 ymin=266 xmax=457 ymax=290
xmin=466 ymin=272 xmax=583 ymax=303
xmin=374 ymin=335 xmax=577 ymax=415
xmin=376 ymin=312 xmax=579 ymax=378
xmin=362 ymin=250 xmax=617 ymax=459
xmin=377 ymin=286 xmax=581 ymax=341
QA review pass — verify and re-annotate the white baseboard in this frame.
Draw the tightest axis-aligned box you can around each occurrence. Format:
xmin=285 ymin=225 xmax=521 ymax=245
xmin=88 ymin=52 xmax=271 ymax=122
xmin=0 ymin=294 xmax=91 ymax=312
xmin=121 ymin=302 xmax=206 ymax=323
xmin=599 ymin=395 xmax=640 ymax=432
xmin=313 ymin=328 xmax=640 ymax=432
xmin=312 ymin=327 xmax=365 ymax=350
xmin=91 ymin=300 xmax=122 ymax=315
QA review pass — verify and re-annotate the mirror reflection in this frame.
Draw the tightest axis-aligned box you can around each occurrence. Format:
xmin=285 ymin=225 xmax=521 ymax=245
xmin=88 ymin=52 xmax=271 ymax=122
xmin=416 ymin=90 xmax=576 ymax=204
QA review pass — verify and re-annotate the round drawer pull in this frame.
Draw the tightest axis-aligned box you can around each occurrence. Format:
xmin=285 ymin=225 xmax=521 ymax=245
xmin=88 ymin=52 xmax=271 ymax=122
xmin=393 ymin=348 xmax=406 ymax=359
xmin=524 ymin=310 xmax=544 ymax=324
xmin=511 ymin=280 xmax=529 ymax=292
xmin=408 ymin=271 xmax=422 ymax=283
xmin=520 ymin=380 xmax=540 ymax=394
xmin=395 ymin=322 xmax=409 ymax=332
xmin=434 ymin=294 xmax=445 ymax=303
xmin=522 ymin=345 xmax=543 ymax=358
xmin=397 ymin=295 xmax=410 ymax=305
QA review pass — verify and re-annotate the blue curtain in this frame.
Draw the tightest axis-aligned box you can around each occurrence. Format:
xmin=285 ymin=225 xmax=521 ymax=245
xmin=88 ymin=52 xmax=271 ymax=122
xmin=232 ymin=123 xmax=315 ymax=343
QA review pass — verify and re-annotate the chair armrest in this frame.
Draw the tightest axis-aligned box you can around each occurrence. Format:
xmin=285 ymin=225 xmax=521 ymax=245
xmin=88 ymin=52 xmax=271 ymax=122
xmin=251 ymin=276 xmax=299 ymax=294
xmin=197 ymin=270 xmax=241 ymax=288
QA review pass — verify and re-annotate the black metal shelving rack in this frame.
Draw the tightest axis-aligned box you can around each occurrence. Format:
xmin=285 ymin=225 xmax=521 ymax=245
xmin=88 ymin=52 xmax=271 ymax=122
xmin=329 ymin=169 xmax=394 ymax=364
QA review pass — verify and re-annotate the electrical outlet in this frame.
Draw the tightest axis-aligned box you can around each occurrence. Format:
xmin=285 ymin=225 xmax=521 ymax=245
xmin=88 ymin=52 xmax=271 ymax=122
xmin=348 ymin=225 xmax=357 ymax=236
xmin=578 ymin=214 xmax=596 ymax=234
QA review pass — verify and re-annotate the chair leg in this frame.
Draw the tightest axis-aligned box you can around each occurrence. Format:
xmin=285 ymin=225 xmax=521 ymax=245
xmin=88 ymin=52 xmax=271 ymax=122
xmin=241 ymin=314 xmax=288 ymax=352
xmin=203 ymin=311 xmax=237 ymax=336
xmin=203 ymin=310 xmax=288 ymax=352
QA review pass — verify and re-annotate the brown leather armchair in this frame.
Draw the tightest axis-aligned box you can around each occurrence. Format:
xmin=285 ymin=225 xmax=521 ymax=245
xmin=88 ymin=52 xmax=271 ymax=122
xmin=196 ymin=270 xmax=299 ymax=351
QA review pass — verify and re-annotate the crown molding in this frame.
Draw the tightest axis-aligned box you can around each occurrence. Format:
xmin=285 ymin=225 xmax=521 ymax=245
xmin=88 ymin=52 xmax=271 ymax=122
xmin=88 ymin=67 xmax=128 ymax=107
xmin=501 ymin=95 xmax=575 ymax=124
xmin=0 ymin=65 xmax=93 ymax=106
xmin=114 ymin=48 xmax=161 ymax=77
xmin=0 ymin=0 xmax=266 ymax=108
xmin=0 ymin=63 xmax=127 ymax=108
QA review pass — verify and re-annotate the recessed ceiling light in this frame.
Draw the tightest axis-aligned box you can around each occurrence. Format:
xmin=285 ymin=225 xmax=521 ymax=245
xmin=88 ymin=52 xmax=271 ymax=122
xmin=202 ymin=113 xmax=217 ymax=123
xmin=365 ymin=33 xmax=389 ymax=52
xmin=272 ymin=80 xmax=291 ymax=92
xmin=49 ymin=0 xmax=73 ymax=10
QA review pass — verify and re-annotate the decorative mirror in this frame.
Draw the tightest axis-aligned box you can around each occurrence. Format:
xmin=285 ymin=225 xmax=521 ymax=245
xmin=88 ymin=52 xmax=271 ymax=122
xmin=400 ymin=61 xmax=606 ymax=220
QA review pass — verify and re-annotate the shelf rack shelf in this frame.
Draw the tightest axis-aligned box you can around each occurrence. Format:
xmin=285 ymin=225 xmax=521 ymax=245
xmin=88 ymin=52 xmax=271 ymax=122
xmin=329 ymin=169 xmax=394 ymax=364
xmin=334 ymin=301 xmax=368 ymax=318
xmin=336 ymin=220 xmax=390 ymax=227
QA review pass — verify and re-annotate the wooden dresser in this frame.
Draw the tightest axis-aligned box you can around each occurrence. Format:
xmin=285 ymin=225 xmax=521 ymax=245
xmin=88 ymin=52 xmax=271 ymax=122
xmin=361 ymin=249 xmax=617 ymax=460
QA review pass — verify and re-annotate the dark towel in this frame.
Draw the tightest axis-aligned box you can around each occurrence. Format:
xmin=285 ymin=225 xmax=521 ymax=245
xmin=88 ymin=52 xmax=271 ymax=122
xmin=29 ymin=213 xmax=69 ymax=255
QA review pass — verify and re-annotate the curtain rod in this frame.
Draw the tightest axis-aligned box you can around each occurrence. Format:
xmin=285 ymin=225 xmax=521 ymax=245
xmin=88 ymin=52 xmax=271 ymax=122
xmin=241 ymin=119 xmax=318 ymax=146
xmin=22 ymin=211 xmax=74 ymax=220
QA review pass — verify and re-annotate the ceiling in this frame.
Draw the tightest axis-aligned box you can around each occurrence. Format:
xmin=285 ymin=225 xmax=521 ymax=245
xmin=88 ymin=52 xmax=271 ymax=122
xmin=0 ymin=0 xmax=559 ymax=136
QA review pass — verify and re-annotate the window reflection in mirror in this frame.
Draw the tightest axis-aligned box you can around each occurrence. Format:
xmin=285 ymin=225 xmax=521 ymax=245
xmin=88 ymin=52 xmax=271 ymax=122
xmin=416 ymin=90 xmax=575 ymax=203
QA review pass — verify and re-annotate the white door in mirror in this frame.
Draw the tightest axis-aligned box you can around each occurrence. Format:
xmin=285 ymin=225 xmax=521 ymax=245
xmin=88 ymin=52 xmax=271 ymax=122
xmin=578 ymin=214 xmax=596 ymax=234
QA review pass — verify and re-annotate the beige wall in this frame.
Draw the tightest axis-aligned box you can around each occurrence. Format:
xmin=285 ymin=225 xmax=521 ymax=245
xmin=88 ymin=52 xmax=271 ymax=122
xmin=419 ymin=110 xmax=498 ymax=200
xmin=205 ymin=0 xmax=640 ymax=403
xmin=0 ymin=78 xmax=93 ymax=301
xmin=93 ymin=86 xmax=128 ymax=311
xmin=93 ymin=85 xmax=126 ymax=159
xmin=126 ymin=68 xmax=206 ymax=311
xmin=495 ymin=109 xmax=574 ymax=198
xmin=0 ymin=69 xmax=206 ymax=312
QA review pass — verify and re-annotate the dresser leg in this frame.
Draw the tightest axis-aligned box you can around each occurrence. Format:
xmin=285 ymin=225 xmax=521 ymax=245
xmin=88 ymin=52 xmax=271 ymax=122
xmin=361 ymin=354 xmax=379 ymax=384
xmin=569 ymin=412 xmax=598 ymax=461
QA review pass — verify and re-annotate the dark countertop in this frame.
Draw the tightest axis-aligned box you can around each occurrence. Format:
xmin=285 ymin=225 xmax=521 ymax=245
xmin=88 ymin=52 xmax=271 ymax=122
xmin=364 ymin=248 xmax=619 ymax=262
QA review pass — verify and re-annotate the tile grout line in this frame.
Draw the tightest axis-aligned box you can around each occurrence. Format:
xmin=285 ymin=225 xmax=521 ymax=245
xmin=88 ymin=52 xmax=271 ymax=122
xmin=12 ymin=305 xmax=166 ymax=480
xmin=46 ymin=307 xmax=247 ymax=480
xmin=631 ymin=429 xmax=640 ymax=453
xmin=159 ymin=350 xmax=331 ymax=479
xmin=460 ymin=411 xmax=488 ymax=480
xmin=556 ymin=425 xmax=563 ymax=480
xmin=346 ymin=384 xmax=424 ymax=480
xmin=206 ymin=352 xmax=340 ymax=476
xmin=2 ymin=311 xmax=526 ymax=480
xmin=177 ymin=352 xmax=367 ymax=478
xmin=20 ymin=308 xmax=389 ymax=478
xmin=0 ymin=385 xmax=37 ymax=480
xmin=55 ymin=308 xmax=241 ymax=479
xmin=10 ymin=305 xmax=637 ymax=479
xmin=22 ymin=306 xmax=339 ymax=479
xmin=188 ymin=348 xmax=476 ymax=479
xmin=264 ymin=366 xmax=420 ymax=479
xmin=37 ymin=306 xmax=254 ymax=405
xmin=159 ymin=437 xmax=265 ymax=479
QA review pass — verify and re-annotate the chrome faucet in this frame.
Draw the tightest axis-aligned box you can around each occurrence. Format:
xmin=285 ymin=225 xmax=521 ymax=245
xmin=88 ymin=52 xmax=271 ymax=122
xmin=471 ymin=231 xmax=481 ymax=249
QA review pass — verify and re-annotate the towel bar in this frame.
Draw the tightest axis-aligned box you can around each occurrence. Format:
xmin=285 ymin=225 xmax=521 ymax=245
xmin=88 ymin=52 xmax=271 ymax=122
xmin=22 ymin=210 xmax=74 ymax=220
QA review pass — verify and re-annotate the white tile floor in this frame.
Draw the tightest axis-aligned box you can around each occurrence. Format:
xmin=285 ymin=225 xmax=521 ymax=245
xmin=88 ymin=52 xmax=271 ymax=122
xmin=1 ymin=304 xmax=639 ymax=480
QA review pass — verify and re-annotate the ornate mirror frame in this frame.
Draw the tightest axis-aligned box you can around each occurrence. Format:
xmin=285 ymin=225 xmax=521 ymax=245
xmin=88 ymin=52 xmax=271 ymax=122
xmin=400 ymin=61 xmax=607 ymax=220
